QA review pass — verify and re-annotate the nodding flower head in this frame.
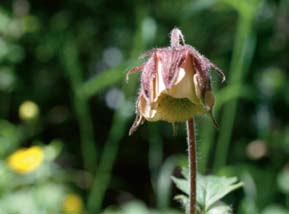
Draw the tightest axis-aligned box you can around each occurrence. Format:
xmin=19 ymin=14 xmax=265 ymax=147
xmin=127 ymin=28 xmax=225 ymax=135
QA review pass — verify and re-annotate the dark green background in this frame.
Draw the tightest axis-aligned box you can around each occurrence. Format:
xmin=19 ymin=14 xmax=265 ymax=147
xmin=0 ymin=0 xmax=288 ymax=213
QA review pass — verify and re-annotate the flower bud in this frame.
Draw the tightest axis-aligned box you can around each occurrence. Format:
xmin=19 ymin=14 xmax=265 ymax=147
xmin=127 ymin=28 xmax=225 ymax=135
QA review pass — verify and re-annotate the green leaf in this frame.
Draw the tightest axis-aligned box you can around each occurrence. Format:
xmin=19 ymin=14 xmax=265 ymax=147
xmin=206 ymin=202 xmax=232 ymax=214
xmin=78 ymin=63 xmax=128 ymax=99
xmin=0 ymin=9 xmax=10 ymax=34
xmin=44 ymin=139 xmax=63 ymax=161
xmin=172 ymin=169 xmax=243 ymax=214
xmin=171 ymin=177 xmax=189 ymax=195
xmin=102 ymin=200 xmax=182 ymax=214
xmin=262 ymin=205 xmax=288 ymax=214
xmin=174 ymin=194 xmax=189 ymax=210
xmin=277 ymin=169 xmax=289 ymax=194
xmin=0 ymin=120 xmax=21 ymax=158
xmin=197 ymin=174 xmax=243 ymax=210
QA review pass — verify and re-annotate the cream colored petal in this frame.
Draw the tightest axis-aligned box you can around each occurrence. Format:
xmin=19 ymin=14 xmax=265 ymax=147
xmin=165 ymin=56 xmax=198 ymax=103
xmin=152 ymin=60 xmax=167 ymax=102
xmin=138 ymin=94 xmax=160 ymax=121
xmin=165 ymin=67 xmax=193 ymax=100
xmin=193 ymin=73 xmax=201 ymax=100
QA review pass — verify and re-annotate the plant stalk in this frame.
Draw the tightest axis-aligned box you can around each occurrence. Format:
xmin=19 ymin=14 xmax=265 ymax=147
xmin=186 ymin=118 xmax=196 ymax=214
xmin=214 ymin=12 xmax=255 ymax=171
xmin=87 ymin=13 xmax=146 ymax=211
xmin=62 ymin=38 xmax=97 ymax=173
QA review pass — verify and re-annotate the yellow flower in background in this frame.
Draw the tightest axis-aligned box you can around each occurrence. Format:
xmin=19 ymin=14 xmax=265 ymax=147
xmin=7 ymin=146 xmax=44 ymax=174
xmin=63 ymin=193 xmax=84 ymax=214
xmin=19 ymin=100 xmax=39 ymax=121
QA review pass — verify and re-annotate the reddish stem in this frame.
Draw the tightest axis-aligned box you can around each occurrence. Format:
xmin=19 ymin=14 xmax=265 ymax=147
xmin=186 ymin=118 xmax=196 ymax=214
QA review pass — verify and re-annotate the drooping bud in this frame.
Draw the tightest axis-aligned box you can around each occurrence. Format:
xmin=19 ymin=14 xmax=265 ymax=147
xmin=127 ymin=28 xmax=225 ymax=135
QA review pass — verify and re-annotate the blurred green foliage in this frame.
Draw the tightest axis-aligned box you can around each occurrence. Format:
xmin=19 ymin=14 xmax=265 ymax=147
xmin=0 ymin=0 xmax=289 ymax=213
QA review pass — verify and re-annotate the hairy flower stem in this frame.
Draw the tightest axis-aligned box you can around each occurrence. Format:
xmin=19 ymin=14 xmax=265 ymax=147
xmin=186 ymin=118 xmax=196 ymax=214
